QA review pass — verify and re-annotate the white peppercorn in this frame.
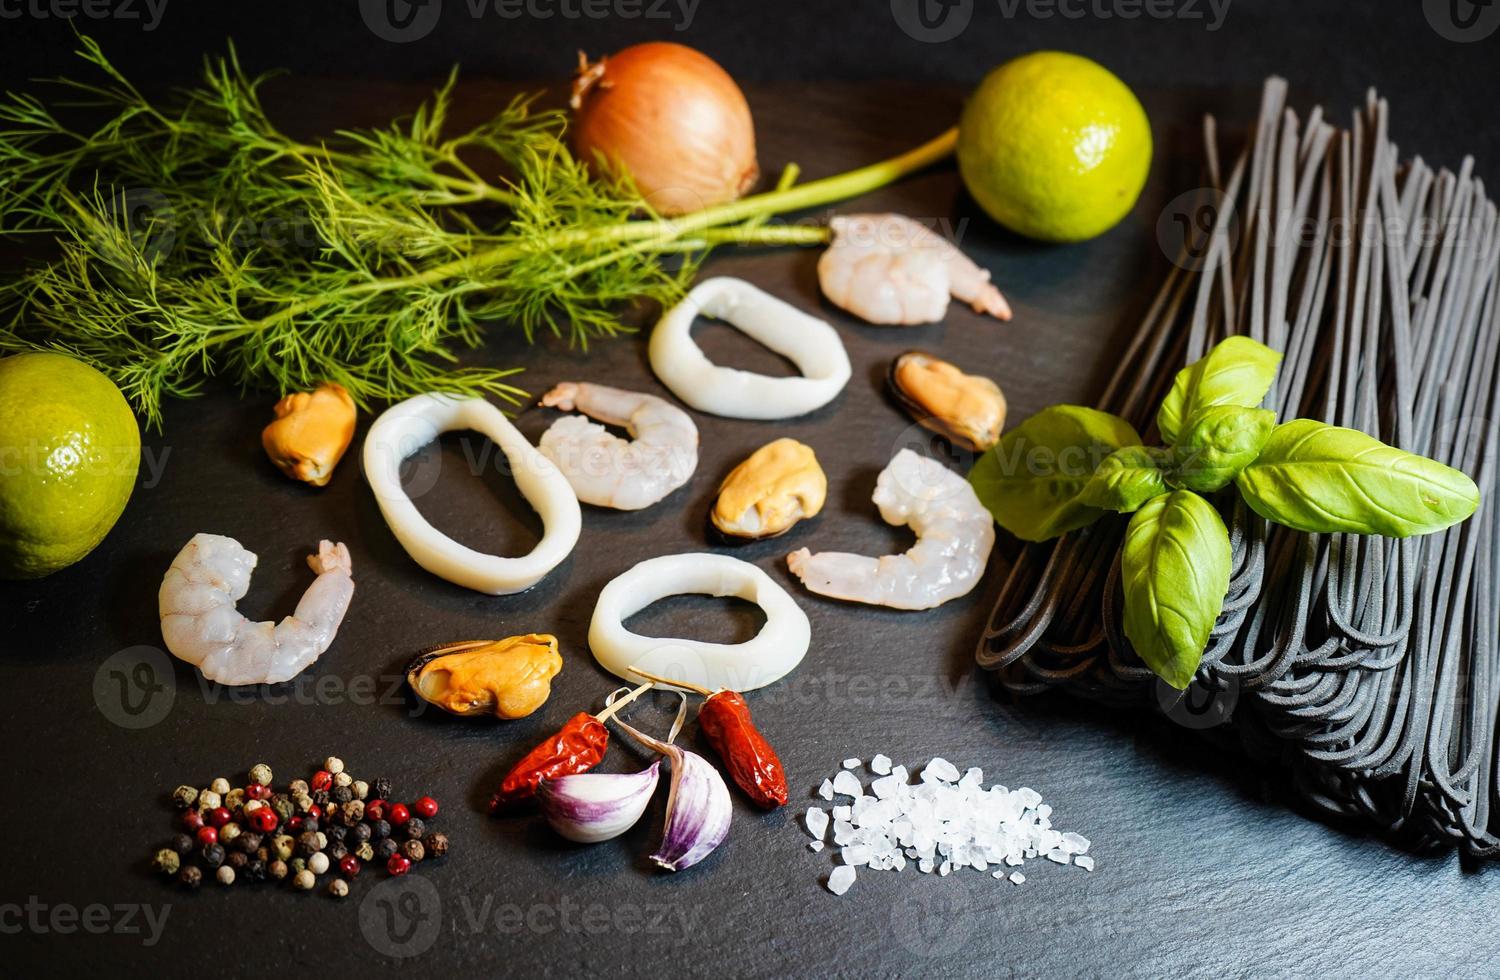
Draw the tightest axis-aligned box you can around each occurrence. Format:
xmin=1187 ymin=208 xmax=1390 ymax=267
xmin=333 ymin=771 xmax=353 ymax=789
xmin=209 ymin=777 xmax=231 ymax=796
xmin=172 ymin=785 xmax=199 ymax=808
xmin=324 ymin=756 xmax=345 ymax=775
xmin=216 ymin=865 xmax=236 ymax=886
xmin=353 ymin=780 xmax=369 ymax=800
xmin=293 ymin=869 xmax=315 ymax=891
xmin=220 ymin=822 xmax=242 ymax=845
xmin=243 ymin=799 xmax=264 ymax=814
xmin=249 ymin=763 xmax=273 ymax=786
xmin=288 ymin=779 xmax=310 ymax=796
xmin=328 ymin=879 xmax=349 ymax=899
xmin=308 ymin=852 xmax=330 ymax=875
xmin=197 ymin=789 xmax=222 ymax=810
xmin=223 ymin=787 xmax=245 ymax=810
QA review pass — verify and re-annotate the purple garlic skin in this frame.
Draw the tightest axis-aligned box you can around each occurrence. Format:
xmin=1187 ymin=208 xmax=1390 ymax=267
xmin=537 ymin=761 xmax=661 ymax=844
xmin=651 ymin=746 xmax=732 ymax=872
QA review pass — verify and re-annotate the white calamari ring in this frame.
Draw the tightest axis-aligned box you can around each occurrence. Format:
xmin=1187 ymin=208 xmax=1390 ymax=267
xmin=649 ymin=276 xmax=852 ymax=419
xmin=363 ymin=394 xmax=581 ymax=595
xmin=589 ymin=553 xmax=811 ymax=692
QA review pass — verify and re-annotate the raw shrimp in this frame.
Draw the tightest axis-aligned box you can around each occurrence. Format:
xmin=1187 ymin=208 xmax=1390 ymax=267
xmin=787 ymin=449 xmax=994 ymax=610
xmin=817 ymin=213 xmax=1012 ymax=326
xmin=159 ymin=533 xmax=354 ymax=685
xmin=538 ymin=382 xmax=699 ymax=510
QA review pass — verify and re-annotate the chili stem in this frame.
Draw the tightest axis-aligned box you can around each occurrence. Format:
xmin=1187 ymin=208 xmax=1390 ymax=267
xmin=627 ymin=665 xmax=716 ymax=698
xmin=593 ymin=680 xmax=654 ymax=723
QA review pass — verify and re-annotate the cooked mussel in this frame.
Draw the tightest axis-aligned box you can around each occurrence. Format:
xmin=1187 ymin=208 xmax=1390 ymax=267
xmin=888 ymin=351 xmax=1006 ymax=451
xmin=406 ymin=634 xmax=563 ymax=720
xmin=711 ymin=438 xmax=827 ymax=540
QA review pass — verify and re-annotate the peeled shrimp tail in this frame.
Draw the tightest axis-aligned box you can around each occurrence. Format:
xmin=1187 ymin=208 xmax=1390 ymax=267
xmin=158 ymin=533 xmax=354 ymax=687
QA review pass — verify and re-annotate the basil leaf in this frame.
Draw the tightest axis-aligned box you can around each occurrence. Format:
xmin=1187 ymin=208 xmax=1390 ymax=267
xmin=969 ymin=405 xmax=1142 ymax=541
xmin=1235 ymin=419 xmax=1481 ymax=537
xmin=1122 ymin=491 xmax=1232 ymax=690
xmin=1156 ymin=336 xmax=1282 ymax=444
xmin=1080 ymin=446 xmax=1170 ymax=513
xmin=1171 ymin=406 xmax=1276 ymax=492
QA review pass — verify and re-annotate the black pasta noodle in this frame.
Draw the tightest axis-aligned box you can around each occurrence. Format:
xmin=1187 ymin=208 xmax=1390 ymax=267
xmin=977 ymin=78 xmax=1500 ymax=857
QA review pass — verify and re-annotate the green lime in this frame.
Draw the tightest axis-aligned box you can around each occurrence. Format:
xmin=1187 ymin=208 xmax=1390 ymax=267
xmin=958 ymin=51 xmax=1152 ymax=243
xmin=0 ymin=352 xmax=140 ymax=578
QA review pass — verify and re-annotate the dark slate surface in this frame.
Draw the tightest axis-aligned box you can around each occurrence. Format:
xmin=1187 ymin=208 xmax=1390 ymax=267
xmin=4 ymin=25 xmax=1500 ymax=980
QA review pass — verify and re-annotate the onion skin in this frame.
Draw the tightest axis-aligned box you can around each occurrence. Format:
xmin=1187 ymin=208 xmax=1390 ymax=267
xmin=571 ymin=43 xmax=759 ymax=216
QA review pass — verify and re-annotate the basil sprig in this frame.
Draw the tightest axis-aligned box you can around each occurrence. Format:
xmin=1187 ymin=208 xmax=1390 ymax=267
xmin=969 ymin=337 xmax=1482 ymax=689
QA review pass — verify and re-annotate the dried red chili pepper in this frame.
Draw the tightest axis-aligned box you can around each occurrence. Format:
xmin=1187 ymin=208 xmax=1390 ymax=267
xmin=629 ymin=667 xmax=789 ymax=809
xmin=489 ymin=682 xmax=651 ymax=812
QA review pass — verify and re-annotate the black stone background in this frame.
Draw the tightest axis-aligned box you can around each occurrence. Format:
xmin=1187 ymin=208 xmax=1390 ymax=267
xmin=2 ymin=1 xmax=1499 ymax=976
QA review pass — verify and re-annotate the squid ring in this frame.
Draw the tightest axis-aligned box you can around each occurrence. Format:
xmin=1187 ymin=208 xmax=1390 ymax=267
xmin=363 ymin=394 xmax=581 ymax=595
xmin=589 ymin=553 xmax=811 ymax=692
xmin=649 ymin=277 xmax=852 ymax=419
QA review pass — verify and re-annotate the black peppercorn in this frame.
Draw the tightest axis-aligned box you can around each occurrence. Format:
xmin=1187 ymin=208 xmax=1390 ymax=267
xmin=328 ymin=843 xmax=349 ymax=863
xmin=375 ymin=838 xmax=398 ymax=861
xmin=400 ymin=839 xmax=425 ymax=863
xmin=331 ymin=785 xmax=353 ymax=805
xmin=201 ymin=842 xmax=226 ymax=868
xmin=178 ymin=865 xmax=203 ymax=889
xmin=170 ymin=832 xmax=195 ymax=855
xmin=311 ymin=789 xmax=330 ymax=807
xmin=296 ymin=831 xmax=322 ymax=858
xmin=246 ymin=859 xmax=267 ymax=882
xmin=327 ymin=825 xmax=347 ymax=844
xmin=372 ymin=778 xmax=392 ymax=800
xmin=237 ymin=831 xmax=264 ymax=855
xmin=424 ymin=832 xmax=449 ymax=859
xmin=369 ymin=819 xmax=391 ymax=840
xmin=351 ymin=823 xmax=371 ymax=844
xmin=404 ymin=817 xmax=426 ymax=841
xmin=302 ymin=816 xmax=320 ymax=834
xmin=256 ymin=846 xmax=271 ymax=864
xmin=227 ymin=850 xmax=249 ymax=871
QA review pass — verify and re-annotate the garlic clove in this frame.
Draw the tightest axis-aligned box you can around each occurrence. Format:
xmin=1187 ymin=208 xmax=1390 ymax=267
xmin=650 ymin=745 xmax=732 ymax=872
xmin=613 ymin=716 xmax=731 ymax=872
xmin=536 ymin=760 xmax=660 ymax=844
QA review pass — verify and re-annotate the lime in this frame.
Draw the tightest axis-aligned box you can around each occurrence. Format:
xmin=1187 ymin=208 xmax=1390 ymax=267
xmin=0 ymin=352 xmax=140 ymax=578
xmin=958 ymin=51 xmax=1152 ymax=243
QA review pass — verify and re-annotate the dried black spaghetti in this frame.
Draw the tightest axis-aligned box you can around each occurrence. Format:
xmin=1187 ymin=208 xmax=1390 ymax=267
xmin=978 ymin=79 xmax=1500 ymax=856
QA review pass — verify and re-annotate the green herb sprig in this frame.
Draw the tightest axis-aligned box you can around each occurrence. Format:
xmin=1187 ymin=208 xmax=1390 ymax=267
xmin=969 ymin=336 xmax=1482 ymax=689
xmin=0 ymin=37 xmax=956 ymax=428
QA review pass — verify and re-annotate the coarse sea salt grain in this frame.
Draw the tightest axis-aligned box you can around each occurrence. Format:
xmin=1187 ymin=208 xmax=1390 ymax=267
xmin=802 ymin=754 xmax=1098 ymax=897
xmin=842 ymin=758 xmax=862 ymax=769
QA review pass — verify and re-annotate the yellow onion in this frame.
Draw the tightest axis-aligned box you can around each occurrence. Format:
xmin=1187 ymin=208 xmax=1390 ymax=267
xmin=570 ymin=43 xmax=758 ymax=216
